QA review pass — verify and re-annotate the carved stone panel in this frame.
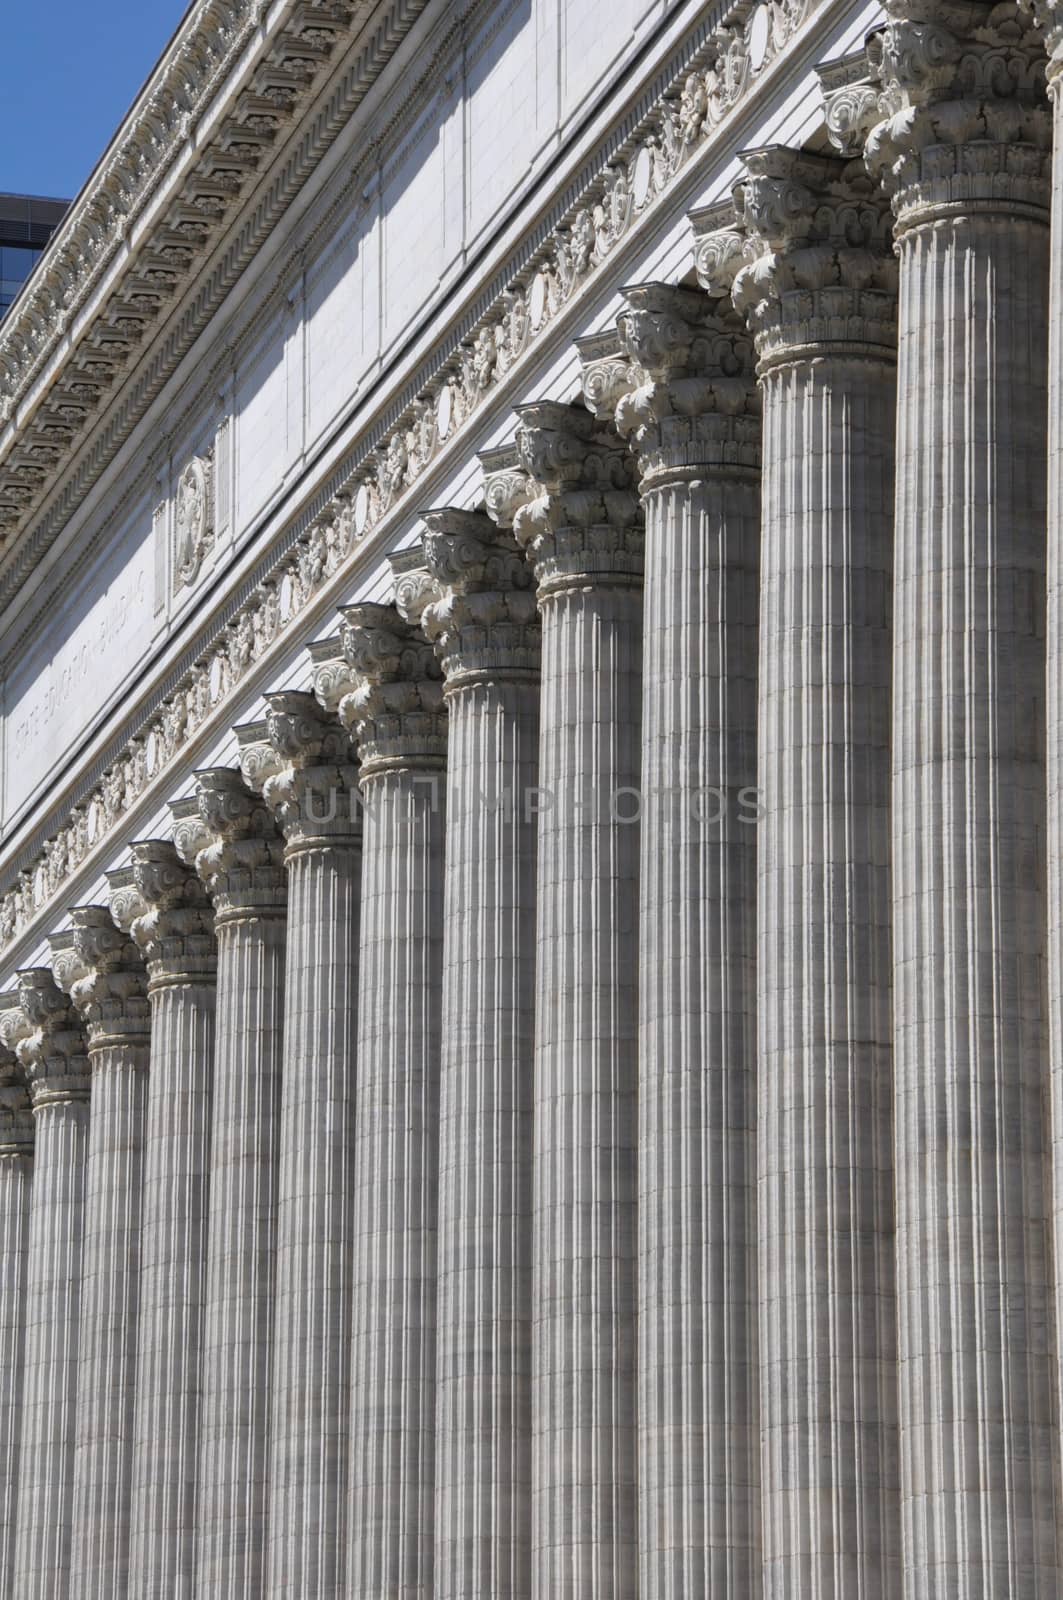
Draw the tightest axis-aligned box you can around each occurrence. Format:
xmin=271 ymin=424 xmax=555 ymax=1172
xmin=173 ymin=452 xmax=215 ymax=590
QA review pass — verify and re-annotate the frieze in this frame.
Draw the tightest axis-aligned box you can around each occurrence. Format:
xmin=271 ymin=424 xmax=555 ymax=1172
xmin=0 ymin=0 xmax=820 ymax=961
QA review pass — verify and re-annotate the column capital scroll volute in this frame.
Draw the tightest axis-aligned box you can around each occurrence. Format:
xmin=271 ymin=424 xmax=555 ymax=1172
xmin=235 ymin=718 xmax=284 ymax=796
xmin=689 ymin=199 xmax=747 ymax=302
xmin=818 ymin=50 xmax=884 ymax=159
xmin=170 ymin=795 xmax=213 ymax=874
xmin=106 ymin=866 xmax=147 ymax=942
xmin=574 ymin=331 xmax=638 ymax=423
xmin=390 ymin=546 xmax=441 ymax=631
xmin=479 ymin=444 xmax=536 ymax=533
xmin=50 ymin=905 xmax=150 ymax=1053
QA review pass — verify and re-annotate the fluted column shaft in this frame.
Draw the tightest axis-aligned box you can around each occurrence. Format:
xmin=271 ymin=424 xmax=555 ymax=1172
xmin=614 ymin=277 xmax=761 ymax=1599
xmin=70 ymin=1044 xmax=149 ymax=1595
xmin=52 ymin=908 xmax=151 ymax=1600
xmin=892 ymin=187 xmax=1055 ymax=1595
xmin=327 ymin=605 xmax=447 ymax=1600
xmin=182 ymin=770 xmax=287 ymax=1596
xmin=436 ymin=678 xmax=538 ymax=1597
xmin=732 ymin=148 xmax=900 ymax=1599
xmin=414 ymin=514 xmax=541 ymax=1600
xmin=122 ymin=843 xmax=216 ymax=1600
xmin=250 ymin=695 xmax=361 ymax=1598
xmin=0 ymin=1067 xmax=33 ymax=1595
xmin=866 ymin=10 xmax=1058 ymax=1591
xmin=132 ymin=980 xmax=213 ymax=1594
xmin=512 ymin=407 xmax=642 ymax=1600
xmin=200 ymin=911 xmax=284 ymax=1589
xmin=1036 ymin=12 xmax=1063 ymax=1568
xmin=16 ymin=1097 xmax=89 ymax=1600
xmin=5 ymin=973 xmax=90 ymax=1600
xmin=268 ymin=845 xmax=357 ymax=1593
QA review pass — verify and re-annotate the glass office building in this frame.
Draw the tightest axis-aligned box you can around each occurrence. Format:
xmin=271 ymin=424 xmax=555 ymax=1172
xmin=0 ymin=194 xmax=68 ymax=319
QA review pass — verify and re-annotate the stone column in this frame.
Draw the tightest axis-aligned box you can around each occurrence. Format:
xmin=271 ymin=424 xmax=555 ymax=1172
xmin=863 ymin=9 xmax=1058 ymax=1590
xmin=50 ymin=910 xmax=150 ymax=1600
xmin=410 ymin=501 xmax=540 ymax=1600
xmin=1 ymin=969 xmax=90 ymax=1600
xmin=1029 ymin=3 xmax=1063 ymax=1559
xmin=609 ymin=256 xmax=761 ymax=1598
xmin=316 ymin=598 xmax=446 ymax=1598
xmin=177 ymin=766 xmax=287 ymax=1596
xmin=244 ymin=692 xmax=360 ymax=1598
xmin=728 ymin=145 xmax=900 ymax=1598
xmin=0 ymin=1030 xmax=33 ymax=1596
xmin=115 ymin=839 xmax=216 ymax=1600
xmin=508 ymin=401 xmax=642 ymax=1600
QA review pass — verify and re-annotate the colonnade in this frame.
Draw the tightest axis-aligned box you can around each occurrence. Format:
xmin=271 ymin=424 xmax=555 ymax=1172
xmin=3 ymin=2 xmax=1063 ymax=1593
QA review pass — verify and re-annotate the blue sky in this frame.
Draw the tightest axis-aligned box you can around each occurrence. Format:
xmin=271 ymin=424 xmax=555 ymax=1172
xmin=2 ymin=1 xmax=191 ymax=201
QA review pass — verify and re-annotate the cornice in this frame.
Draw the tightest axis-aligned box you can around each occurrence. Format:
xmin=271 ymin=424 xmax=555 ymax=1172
xmin=0 ymin=0 xmax=429 ymax=602
xmin=0 ymin=0 xmax=831 ymax=966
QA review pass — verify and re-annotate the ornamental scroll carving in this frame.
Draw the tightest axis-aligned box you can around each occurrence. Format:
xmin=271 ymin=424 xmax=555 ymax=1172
xmin=0 ymin=0 xmax=821 ymax=963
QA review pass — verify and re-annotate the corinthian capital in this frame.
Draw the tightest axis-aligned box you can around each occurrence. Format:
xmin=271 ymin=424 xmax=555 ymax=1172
xmin=864 ymin=0 xmax=1050 ymax=225
xmin=189 ymin=768 xmax=287 ymax=921
xmin=258 ymin=691 xmax=360 ymax=851
xmin=512 ymin=401 xmax=643 ymax=596
xmin=122 ymin=841 xmax=217 ymax=988
xmin=419 ymin=507 xmax=540 ymax=688
xmin=0 ymin=1037 xmax=33 ymax=1156
xmin=613 ymin=281 xmax=759 ymax=483
xmin=335 ymin=602 xmax=447 ymax=778
xmin=50 ymin=907 xmax=150 ymax=1052
xmin=731 ymin=145 xmax=897 ymax=368
xmin=0 ymin=969 xmax=90 ymax=1107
